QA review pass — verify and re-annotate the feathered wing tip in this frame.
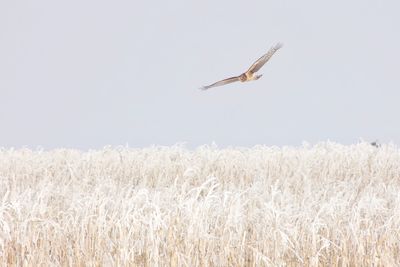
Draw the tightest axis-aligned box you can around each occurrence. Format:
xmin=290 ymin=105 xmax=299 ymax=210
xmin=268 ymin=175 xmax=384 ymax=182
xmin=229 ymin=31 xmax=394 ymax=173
xmin=199 ymin=76 xmax=240 ymax=91
xmin=274 ymin=42 xmax=283 ymax=50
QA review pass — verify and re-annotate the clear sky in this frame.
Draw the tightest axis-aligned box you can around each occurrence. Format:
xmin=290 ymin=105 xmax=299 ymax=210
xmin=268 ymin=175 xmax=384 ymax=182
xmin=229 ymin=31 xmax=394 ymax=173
xmin=1 ymin=0 xmax=399 ymax=149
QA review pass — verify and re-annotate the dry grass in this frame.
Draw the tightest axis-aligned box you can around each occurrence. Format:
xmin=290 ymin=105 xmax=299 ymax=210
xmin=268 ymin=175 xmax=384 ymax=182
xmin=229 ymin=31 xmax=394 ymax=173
xmin=0 ymin=142 xmax=400 ymax=266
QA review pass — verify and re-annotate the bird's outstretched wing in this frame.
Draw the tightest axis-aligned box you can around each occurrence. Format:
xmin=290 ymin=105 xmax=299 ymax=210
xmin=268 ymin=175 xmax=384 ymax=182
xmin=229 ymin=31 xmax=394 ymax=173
xmin=201 ymin=76 xmax=240 ymax=90
xmin=247 ymin=43 xmax=283 ymax=74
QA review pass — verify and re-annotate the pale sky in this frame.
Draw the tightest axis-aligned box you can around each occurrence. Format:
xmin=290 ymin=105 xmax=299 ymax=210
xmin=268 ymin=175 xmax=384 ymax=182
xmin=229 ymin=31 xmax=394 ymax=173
xmin=1 ymin=0 xmax=400 ymax=149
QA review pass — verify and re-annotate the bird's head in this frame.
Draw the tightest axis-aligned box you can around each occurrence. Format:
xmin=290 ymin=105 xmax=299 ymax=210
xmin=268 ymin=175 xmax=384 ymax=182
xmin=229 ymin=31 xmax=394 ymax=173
xmin=255 ymin=74 xmax=263 ymax=80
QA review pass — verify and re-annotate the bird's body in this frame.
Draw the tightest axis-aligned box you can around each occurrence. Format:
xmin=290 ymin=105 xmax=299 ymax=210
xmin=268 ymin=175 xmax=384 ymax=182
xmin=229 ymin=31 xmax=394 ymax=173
xmin=243 ymin=72 xmax=262 ymax=81
xmin=201 ymin=43 xmax=282 ymax=90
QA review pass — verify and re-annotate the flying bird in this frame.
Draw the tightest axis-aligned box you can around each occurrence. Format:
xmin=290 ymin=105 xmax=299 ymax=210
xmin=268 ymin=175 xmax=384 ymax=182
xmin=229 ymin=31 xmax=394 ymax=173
xmin=370 ymin=140 xmax=381 ymax=148
xmin=201 ymin=43 xmax=283 ymax=90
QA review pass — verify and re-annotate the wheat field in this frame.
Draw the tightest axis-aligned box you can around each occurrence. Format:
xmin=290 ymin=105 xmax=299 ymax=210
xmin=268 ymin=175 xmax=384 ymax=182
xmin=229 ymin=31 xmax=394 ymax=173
xmin=0 ymin=142 xmax=399 ymax=266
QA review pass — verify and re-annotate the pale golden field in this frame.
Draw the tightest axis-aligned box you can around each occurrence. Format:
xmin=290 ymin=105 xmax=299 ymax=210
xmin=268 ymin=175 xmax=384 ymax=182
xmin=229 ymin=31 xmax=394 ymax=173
xmin=1 ymin=142 xmax=400 ymax=266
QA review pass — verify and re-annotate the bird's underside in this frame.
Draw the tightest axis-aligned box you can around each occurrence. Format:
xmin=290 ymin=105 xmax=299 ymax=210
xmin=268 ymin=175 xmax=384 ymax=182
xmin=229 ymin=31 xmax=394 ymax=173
xmin=201 ymin=43 xmax=283 ymax=90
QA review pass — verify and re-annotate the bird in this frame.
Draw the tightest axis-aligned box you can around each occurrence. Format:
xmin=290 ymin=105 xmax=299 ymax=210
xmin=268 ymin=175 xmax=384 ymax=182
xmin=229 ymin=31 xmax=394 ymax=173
xmin=370 ymin=140 xmax=381 ymax=148
xmin=201 ymin=43 xmax=283 ymax=90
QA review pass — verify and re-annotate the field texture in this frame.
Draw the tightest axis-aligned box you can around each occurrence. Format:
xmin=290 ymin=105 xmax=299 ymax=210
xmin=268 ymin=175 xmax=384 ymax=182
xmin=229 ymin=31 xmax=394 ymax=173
xmin=0 ymin=142 xmax=400 ymax=266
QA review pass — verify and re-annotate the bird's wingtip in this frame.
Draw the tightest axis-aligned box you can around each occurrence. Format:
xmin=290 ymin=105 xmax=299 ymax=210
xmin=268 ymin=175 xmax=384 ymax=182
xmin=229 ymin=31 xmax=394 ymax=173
xmin=275 ymin=42 xmax=284 ymax=49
